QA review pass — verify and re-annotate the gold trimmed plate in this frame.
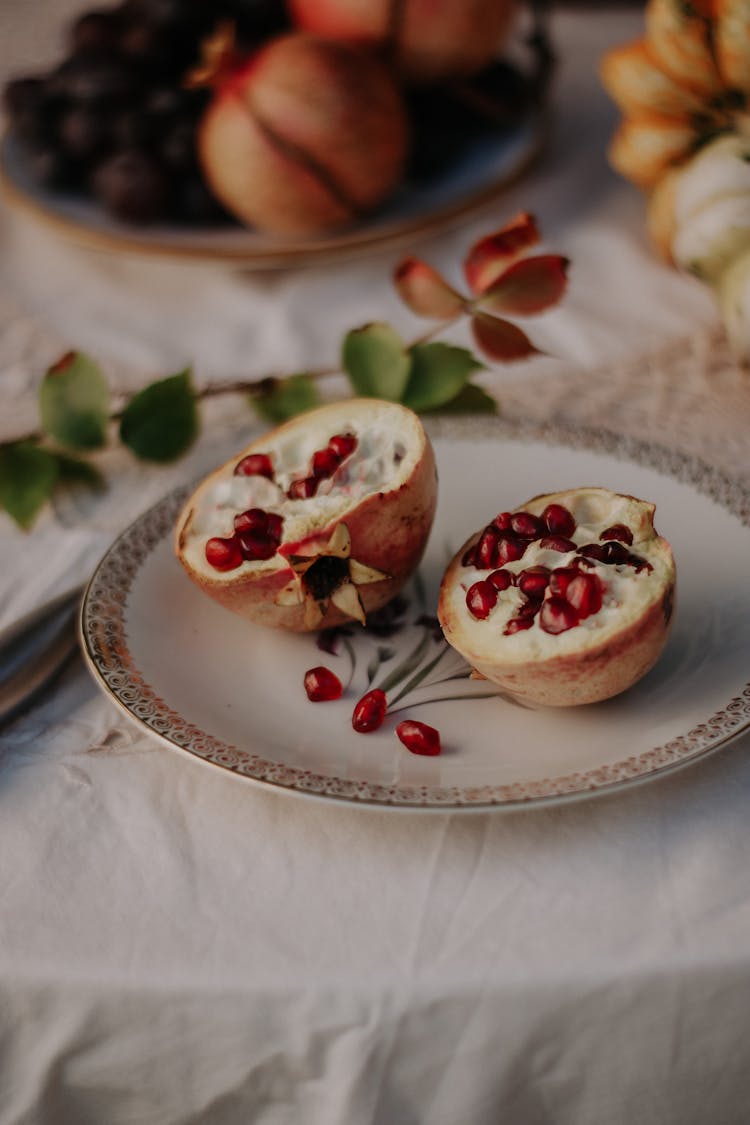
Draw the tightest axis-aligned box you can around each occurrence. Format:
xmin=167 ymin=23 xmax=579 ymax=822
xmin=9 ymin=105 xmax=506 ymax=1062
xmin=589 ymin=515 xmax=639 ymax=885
xmin=81 ymin=416 xmax=750 ymax=810
xmin=0 ymin=114 xmax=546 ymax=267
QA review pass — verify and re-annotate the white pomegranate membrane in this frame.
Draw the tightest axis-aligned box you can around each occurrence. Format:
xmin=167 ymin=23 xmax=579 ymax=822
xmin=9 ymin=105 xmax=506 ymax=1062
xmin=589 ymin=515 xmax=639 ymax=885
xmin=444 ymin=492 xmax=671 ymax=660
xmin=438 ymin=489 xmax=676 ymax=706
xmin=181 ymin=419 xmax=410 ymax=575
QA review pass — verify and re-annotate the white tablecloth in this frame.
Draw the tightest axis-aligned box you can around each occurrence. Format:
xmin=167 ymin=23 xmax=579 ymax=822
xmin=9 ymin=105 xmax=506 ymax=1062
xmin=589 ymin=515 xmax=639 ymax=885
xmin=2 ymin=5 xmax=750 ymax=1124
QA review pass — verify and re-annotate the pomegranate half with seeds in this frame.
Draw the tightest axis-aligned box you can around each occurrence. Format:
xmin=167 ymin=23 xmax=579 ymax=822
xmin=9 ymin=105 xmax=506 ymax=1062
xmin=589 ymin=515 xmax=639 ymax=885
xmin=175 ymin=399 xmax=437 ymax=632
xmin=438 ymin=487 xmax=676 ymax=706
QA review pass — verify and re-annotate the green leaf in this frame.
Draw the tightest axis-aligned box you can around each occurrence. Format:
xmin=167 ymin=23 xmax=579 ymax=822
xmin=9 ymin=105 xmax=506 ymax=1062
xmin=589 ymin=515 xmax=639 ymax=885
xmin=39 ymin=351 xmax=111 ymax=451
xmin=432 ymin=382 xmax=498 ymax=414
xmin=254 ymin=373 xmax=320 ymax=424
xmin=119 ymin=369 xmax=198 ymax=462
xmin=402 ymin=343 xmax=484 ymax=413
xmin=0 ymin=442 xmax=59 ymax=529
xmin=341 ymin=322 xmax=411 ymax=400
xmin=54 ymin=452 xmax=105 ymax=489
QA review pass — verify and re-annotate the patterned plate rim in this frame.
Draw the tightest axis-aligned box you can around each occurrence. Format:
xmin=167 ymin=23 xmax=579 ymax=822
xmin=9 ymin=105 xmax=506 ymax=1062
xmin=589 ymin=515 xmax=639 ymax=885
xmin=80 ymin=415 xmax=750 ymax=811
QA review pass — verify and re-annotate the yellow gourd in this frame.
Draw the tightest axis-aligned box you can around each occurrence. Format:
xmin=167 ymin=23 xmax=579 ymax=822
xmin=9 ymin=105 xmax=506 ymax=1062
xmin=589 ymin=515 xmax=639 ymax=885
xmin=601 ymin=0 xmax=750 ymax=359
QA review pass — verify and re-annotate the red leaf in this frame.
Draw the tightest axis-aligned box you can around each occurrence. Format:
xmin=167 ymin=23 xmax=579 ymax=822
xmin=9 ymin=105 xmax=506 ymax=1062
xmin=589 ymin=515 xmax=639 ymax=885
xmin=393 ymin=257 xmax=466 ymax=319
xmin=464 ymin=213 xmax=540 ymax=294
xmin=477 ymin=255 xmax=570 ymax=316
xmin=471 ymin=312 xmax=542 ymax=363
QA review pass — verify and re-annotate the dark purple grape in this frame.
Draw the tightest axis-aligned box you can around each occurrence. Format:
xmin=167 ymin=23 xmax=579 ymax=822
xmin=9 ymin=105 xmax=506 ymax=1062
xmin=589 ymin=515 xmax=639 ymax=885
xmin=172 ymin=175 xmax=232 ymax=225
xmin=3 ymin=76 xmax=46 ymax=119
xmin=111 ymin=109 xmax=151 ymax=149
xmin=159 ymin=120 xmax=196 ymax=170
xmin=47 ymin=57 xmax=141 ymax=106
xmin=59 ymin=105 xmax=112 ymax=160
xmin=230 ymin=0 xmax=290 ymax=45
xmin=27 ymin=146 xmax=83 ymax=191
xmin=69 ymin=10 xmax=123 ymax=57
xmin=92 ymin=148 xmax=167 ymax=222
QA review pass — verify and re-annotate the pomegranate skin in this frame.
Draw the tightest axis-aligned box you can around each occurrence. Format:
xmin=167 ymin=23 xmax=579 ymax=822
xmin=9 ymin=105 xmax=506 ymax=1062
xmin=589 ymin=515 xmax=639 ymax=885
xmin=175 ymin=399 xmax=437 ymax=633
xmin=439 ymin=487 xmax=676 ymax=707
xmin=198 ymin=33 xmax=409 ymax=236
xmin=288 ymin=0 xmax=518 ymax=83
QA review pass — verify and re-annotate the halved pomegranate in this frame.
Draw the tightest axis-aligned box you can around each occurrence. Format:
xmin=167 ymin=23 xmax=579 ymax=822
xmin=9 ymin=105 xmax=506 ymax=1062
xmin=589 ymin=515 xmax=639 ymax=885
xmin=438 ymin=487 xmax=676 ymax=706
xmin=175 ymin=399 xmax=437 ymax=631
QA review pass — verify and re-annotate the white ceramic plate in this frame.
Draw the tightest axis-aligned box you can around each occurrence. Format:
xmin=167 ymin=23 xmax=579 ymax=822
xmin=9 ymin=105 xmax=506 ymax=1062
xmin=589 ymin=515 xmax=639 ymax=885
xmin=0 ymin=114 xmax=545 ymax=267
xmin=81 ymin=416 xmax=750 ymax=810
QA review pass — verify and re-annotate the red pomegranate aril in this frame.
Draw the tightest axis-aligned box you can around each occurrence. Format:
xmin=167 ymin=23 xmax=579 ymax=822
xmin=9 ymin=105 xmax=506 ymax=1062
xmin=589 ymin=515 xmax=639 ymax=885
xmin=493 ymin=511 xmax=512 ymax=531
xmin=304 ymin=665 xmax=343 ymax=702
xmin=539 ymin=596 xmax=579 ymax=634
xmin=312 ymin=446 xmax=341 ymax=479
xmin=603 ymin=541 xmax=632 ymax=565
xmin=352 ymin=688 xmax=387 ymax=733
xmin=396 ymin=719 xmax=441 ymax=756
xmin=466 ymin=579 xmax=498 ymax=619
xmin=328 ymin=432 xmax=357 ymax=459
xmin=542 ymin=503 xmax=576 ymax=537
xmin=566 ymin=572 xmax=603 ymax=618
xmin=577 ymin=542 xmax=609 ymax=563
xmin=476 ymin=527 xmax=500 ymax=569
xmin=517 ymin=565 xmax=550 ymax=599
xmin=462 ymin=544 xmax=477 ymax=568
xmin=510 ymin=511 xmax=546 ymax=539
xmin=496 ymin=533 xmax=527 ymax=565
xmin=548 ymin=565 xmax=580 ymax=597
xmin=540 ymin=535 xmax=577 ymax=553
xmin=488 ymin=568 xmax=514 ymax=591
xmin=600 ymin=523 xmax=633 ymax=545
xmin=205 ymin=536 xmax=243 ymax=571
xmin=265 ymin=512 xmax=284 ymax=541
xmin=234 ymin=452 xmax=274 ymax=479
xmin=234 ymin=507 xmax=269 ymax=535
xmin=504 ymin=613 xmax=536 ymax=634
xmin=288 ymin=476 xmax=318 ymax=500
xmin=237 ymin=532 xmax=277 ymax=561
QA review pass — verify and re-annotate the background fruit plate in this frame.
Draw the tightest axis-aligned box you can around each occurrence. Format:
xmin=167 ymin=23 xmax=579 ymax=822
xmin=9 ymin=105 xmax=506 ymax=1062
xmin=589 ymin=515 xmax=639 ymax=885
xmin=0 ymin=113 xmax=545 ymax=266
xmin=80 ymin=415 xmax=750 ymax=810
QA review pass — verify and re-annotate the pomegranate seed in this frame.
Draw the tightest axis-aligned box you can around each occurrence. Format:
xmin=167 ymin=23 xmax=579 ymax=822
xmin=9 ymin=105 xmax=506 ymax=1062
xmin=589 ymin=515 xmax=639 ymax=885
xmin=603 ymin=541 xmax=631 ymax=565
xmin=566 ymin=572 xmax=603 ymax=618
xmin=510 ymin=511 xmax=546 ymax=539
xmin=205 ymin=536 xmax=243 ymax=571
xmin=600 ymin=523 xmax=633 ymax=545
xmin=496 ymin=533 xmax=527 ymax=565
xmin=627 ymin=552 xmax=653 ymax=573
xmin=288 ymin=476 xmax=317 ymax=500
xmin=396 ymin=719 xmax=441 ymax=756
xmin=237 ymin=532 xmax=277 ymax=561
xmin=488 ymin=568 xmax=514 ymax=591
xmin=576 ymin=542 xmax=609 ymax=563
xmin=328 ymin=432 xmax=357 ymax=459
xmin=304 ymin=666 xmax=343 ymax=702
xmin=234 ymin=453 xmax=274 ymax=479
xmin=462 ymin=544 xmax=477 ymax=568
xmin=517 ymin=565 xmax=550 ymax=599
xmin=466 ymin=579 xmax=498 ymax=619
xmin=476 ymin=527 xmax=500 ymax=569
xmin=542 ymin=503 xmax=576 ymax=537
xmin=492 ymin=511 xmax=512 ymax=531
xmin=265 ymin=512 xmax=284 ymax=541
xmin=234 ymin=507 xmax=268 ymax=535
xmin=548 ymin=565 xmax=580 ymax=597
xmin=539 ymin=597 xmax=579 ymax=634
xmin=504 ymin=613 xmax=536 ymax=634
xmin=539 ymin=535 xmax=577 ymax=553
xmin=312 ymin=446 xmax=340 ymax=479
xmin=352 ymin=688 xmax=387 ymax=733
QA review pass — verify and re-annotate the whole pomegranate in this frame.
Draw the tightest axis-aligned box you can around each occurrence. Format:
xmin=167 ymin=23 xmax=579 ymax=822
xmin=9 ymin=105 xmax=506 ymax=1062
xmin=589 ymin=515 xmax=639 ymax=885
xmin=288 ymin=0 xmax=518 ymax=83
xmin=439 ymin=487 xmax=676 ymax=706
xmin=175 ymin=400 xmax=437 ymax=631
xmin=197 ymin=32 xmax=409 ymax=235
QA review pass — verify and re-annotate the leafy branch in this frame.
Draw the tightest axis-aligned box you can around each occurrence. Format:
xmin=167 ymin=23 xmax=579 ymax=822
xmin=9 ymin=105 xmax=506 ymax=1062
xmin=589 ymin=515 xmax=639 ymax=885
xmin=0 ymin=212 xmax=568 ymax=530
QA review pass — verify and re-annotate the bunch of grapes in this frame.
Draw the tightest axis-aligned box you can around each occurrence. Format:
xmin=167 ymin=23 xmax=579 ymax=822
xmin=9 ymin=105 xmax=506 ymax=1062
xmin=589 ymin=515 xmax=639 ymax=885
xmin=2 ymin=0 xmax=289 ymax=225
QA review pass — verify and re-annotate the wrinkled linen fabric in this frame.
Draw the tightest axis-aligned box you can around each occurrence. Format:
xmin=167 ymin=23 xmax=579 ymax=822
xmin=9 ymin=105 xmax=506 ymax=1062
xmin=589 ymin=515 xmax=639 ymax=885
xmin=2 ymin=5 xmax=750 ymax=1124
